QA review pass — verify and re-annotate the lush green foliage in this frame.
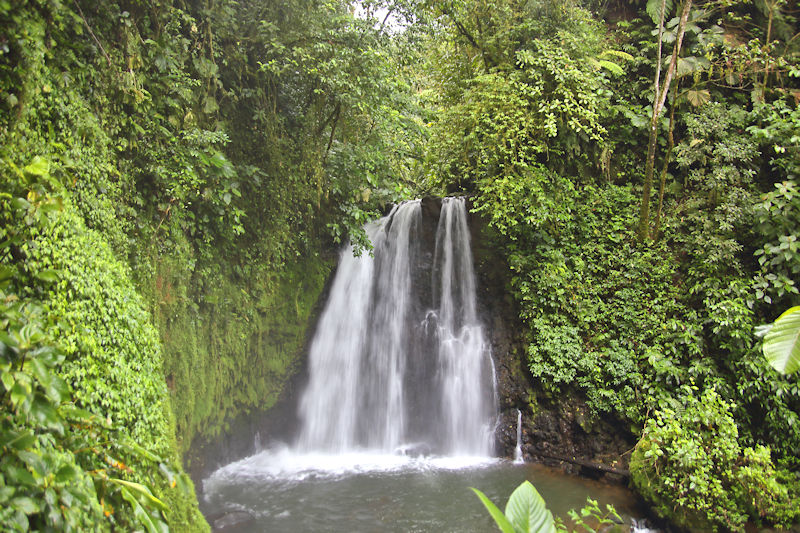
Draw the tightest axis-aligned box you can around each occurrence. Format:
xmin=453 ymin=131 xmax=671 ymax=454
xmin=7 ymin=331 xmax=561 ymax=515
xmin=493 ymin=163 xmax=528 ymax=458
xmin=2 ymin=0 xmax=800 ymax=530
xmin=423 ymin=0 xmax=626 ymax=190
xmin=420 ymin=0 xmax=800 ymax=528
xmin=0 ymin=164 xmax=203 ymax=530
xmin=630 ymin=386 xmax=799 ymax=530
xmin=1 ymin=0 xmax=425 ymax=530
xmin=0 ymin=287 xmax=104 ymax=531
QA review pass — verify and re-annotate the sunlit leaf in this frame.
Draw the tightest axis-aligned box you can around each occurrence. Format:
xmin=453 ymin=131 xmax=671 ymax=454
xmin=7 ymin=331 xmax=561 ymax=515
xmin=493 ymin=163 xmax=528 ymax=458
xmin=472 ymin=488 xmax=516 ymax=533
xmin=116 ymin=484 xmax=169 ymax=533
xmin=34 ymin=269 xmax=61 ymax=283
xmin=110 ymin=478 xmax=168 ymax=512
xmin=55 ymin=464 xmax=79 ymax=484
xmin=597 ymin=60 xmax=623 ymax=76
xmin=686 ymin=89 xmax=710 ymax=107
xmin=120 ymin=440 xmax=162 ymax=463
xmin=505 ymin=481 xmax=557 ymax=533
xmin=10 ymin=496 xmax=40 ymax=514
xmin=23 ymin=157 xmax=50 ymax=177
xmin=763 ymin=307 xmax=800 ymax=374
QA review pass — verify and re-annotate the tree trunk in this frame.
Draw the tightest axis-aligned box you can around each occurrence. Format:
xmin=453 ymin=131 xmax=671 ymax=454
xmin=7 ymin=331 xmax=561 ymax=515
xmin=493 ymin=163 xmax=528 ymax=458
xmin=637 ymin=0 xmax=693 ymax=241
xmin=762 ymin=0 xmax=775 ymax=90
xmin=637 ymin=118 xmax=659 ymax=240
xmin=653 ymin=80 xmax=679 ymax=239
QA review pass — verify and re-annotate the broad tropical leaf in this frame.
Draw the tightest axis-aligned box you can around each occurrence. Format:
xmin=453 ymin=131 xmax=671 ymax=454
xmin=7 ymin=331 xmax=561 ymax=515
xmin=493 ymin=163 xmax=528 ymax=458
xmin=116 ymin=485 xmax=169 ymax=533
xmin=686 ymin=89 xmax=711 ymax=107
xmin=597 ymin=60 xmax=624 ymax=76
xmin=763 ymin=307 xmax=800 ymax=374
xmin=110 ymin=478 xmax=168 ymax=511
xmin=472 ymin=488 xmax=516 ymax=533
xmin=677 ymin=56 xmax=710 ymax=77
xmin=598 ymin=50 xmax=634 ymax=62
xmin=505 ymin=481 xmax=557 ymax=533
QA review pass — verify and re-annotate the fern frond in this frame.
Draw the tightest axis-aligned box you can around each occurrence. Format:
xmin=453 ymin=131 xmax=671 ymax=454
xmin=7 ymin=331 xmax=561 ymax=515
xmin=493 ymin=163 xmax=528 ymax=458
xmin=599 ymin=49 xmax=634 ymax=62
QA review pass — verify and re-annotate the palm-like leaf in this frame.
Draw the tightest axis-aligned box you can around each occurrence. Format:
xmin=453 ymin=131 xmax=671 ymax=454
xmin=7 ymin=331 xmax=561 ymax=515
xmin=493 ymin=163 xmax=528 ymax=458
xmin=472 ymin=488 xmax=516 ymax=533
xmin=646 ymin=0 xmax=674 ymax=24
xmin=505 ymin=481 xmax=557 ymax=533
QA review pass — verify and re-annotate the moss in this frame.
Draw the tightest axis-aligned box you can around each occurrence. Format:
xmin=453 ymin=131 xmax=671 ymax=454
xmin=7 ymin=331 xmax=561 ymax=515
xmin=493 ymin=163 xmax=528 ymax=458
xmin=22 ymin=205 xmax=208 ymax=532
xmin=132 ymin=217 xmax=333 ymax=453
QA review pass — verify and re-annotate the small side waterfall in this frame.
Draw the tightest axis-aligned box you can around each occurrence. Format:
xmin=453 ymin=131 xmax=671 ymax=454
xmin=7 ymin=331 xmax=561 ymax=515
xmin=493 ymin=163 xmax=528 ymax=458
xmin=296 ymin=197 xmax=496 ymax=456
xmin=513 ymin=410 xmax=523 ymax=463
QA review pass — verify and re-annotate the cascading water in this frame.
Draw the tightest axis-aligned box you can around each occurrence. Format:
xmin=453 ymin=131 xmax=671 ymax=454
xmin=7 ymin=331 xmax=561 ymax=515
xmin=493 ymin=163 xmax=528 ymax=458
xmin=296 ymin=197 xmax=496 ymax=456
xmin=513 ymin=410 xmax=523 ymax=463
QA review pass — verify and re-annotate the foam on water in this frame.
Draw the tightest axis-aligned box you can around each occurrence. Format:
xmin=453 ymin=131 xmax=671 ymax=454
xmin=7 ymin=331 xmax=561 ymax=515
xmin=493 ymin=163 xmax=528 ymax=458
xmin=204 ymin=446 xmax=499 ymax=494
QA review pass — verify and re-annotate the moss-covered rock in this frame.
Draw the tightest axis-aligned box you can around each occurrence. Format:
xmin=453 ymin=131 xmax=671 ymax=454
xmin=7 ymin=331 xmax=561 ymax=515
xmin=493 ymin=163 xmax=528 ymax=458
xmin=131 ymin=216 xmax=333 ymax=454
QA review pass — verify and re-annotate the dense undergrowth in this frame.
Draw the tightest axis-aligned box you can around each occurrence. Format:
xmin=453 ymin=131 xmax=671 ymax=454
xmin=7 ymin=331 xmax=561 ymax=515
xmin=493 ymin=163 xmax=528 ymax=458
xmin=418 ymin=0 xmax=800 ymax=529
xmin=2 ymin=168 xmax=205 ymax=530
xmin=1 ymin=0 xmax=417 ymax=530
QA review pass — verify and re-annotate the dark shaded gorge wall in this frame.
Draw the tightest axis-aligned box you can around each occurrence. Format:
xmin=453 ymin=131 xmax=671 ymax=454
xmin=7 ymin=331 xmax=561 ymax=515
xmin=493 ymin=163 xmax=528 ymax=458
xmin=182 ymin=256 xmax=336 ymax=483
xmin=185 ymin=198 xmax=443 ymax=483
xmin=132 ymin=218 xmax=337 ymax=466
xmin=149 ymin=250 xmax=333 ymax=456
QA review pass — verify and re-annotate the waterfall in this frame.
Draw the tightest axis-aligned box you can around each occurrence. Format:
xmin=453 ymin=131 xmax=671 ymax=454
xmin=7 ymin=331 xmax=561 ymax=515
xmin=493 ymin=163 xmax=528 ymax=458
xmin=513 ymin=410 xmax=523 ymax=463
xmin=432 ymin=198 xmax=496 ymax=454
xmin=296 ymin=198 xmax=496 ymax=456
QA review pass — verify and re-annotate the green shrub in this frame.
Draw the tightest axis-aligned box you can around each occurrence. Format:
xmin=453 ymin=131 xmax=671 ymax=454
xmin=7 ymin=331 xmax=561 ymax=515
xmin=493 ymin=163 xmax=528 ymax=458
xmin=630 ymin=386 xmax=799 ymax=531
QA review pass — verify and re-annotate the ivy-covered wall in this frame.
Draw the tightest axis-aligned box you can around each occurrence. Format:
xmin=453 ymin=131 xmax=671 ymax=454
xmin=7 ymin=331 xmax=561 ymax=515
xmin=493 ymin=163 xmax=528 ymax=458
xmin=138 ymin=222 xmax=332 ymax=453
xmin=27 ymin=204 xmax=207 ymax=530
xmin=2 ymin=171 xmax=208 ymax=530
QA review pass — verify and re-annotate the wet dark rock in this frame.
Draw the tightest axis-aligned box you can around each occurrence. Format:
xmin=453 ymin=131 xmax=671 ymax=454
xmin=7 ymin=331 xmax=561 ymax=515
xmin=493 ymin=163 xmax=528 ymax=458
xmin=395 ymin=442 xmax=433 ymax=457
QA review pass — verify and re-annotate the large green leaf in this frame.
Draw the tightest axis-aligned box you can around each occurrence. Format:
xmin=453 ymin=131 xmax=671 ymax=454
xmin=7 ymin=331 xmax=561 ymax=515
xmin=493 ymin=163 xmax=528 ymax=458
xmin=118 ymin=439 xmax=162 ymax=463
xmin=116 ymin=484 xmax=169 ymax=533
xmin=110 ymin=478 xmax=168 ymax=512
xmin=22 ymin=157 xmax=50 ymax=177
xmin=763 ymin=307 xmax=800 ymax=374
xmin=504 ymin=481 xmax=557 ymax=533
xmin=0 ymin=429 xmax=35 ymax=451
xmin=471 ymin=488 xmax=516 ymax=533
